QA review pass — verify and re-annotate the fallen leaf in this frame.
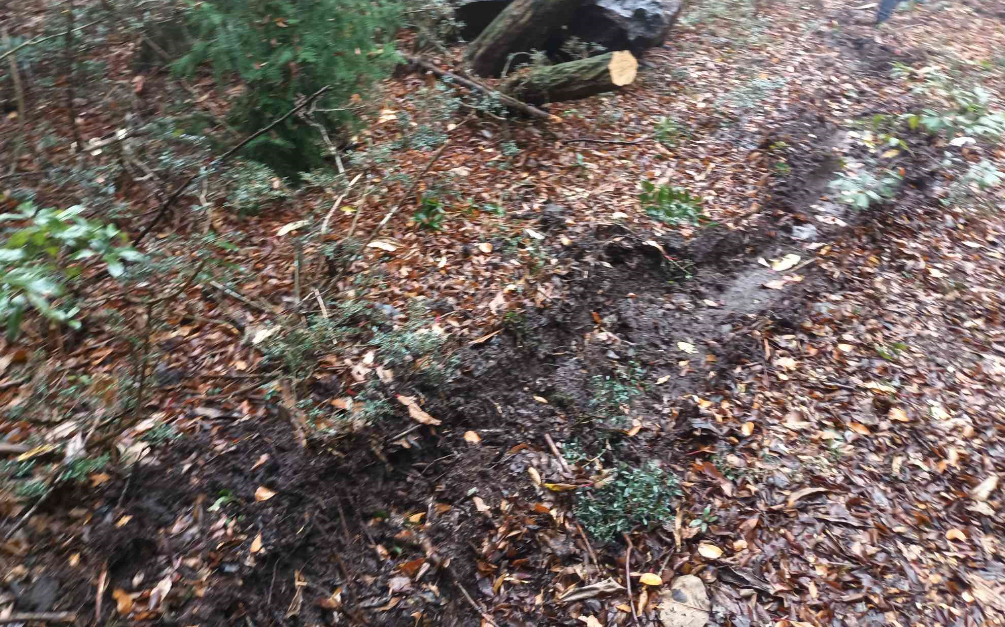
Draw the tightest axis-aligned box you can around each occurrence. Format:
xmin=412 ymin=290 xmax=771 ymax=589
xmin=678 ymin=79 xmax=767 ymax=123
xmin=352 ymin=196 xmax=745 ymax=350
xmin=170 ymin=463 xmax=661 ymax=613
xmin=889 ymin=407 xmax=910 ymax=422
xmin=848 ymin=422 xmax=871 ymax=435
xmin=396 ymin=395 xmax=441 ymax=425
xmin=678 ymin=342 xmax=696 ymax=354
xmin=772 ymin=253 xmax=801 ymax=272
xmin=658 ymin=575 xmax=710 ymax=627
xmin=786 ymin=487 xmax=829 ymax=508
xmin=528 ymin=466 xmax=542 ymax=486
xmin=112 ymin=588 xmax=134 ymax=616
xmin=276 ymin=220 xmax=309 ymax=236
xmin=697 ymin=544 xmax=722 ymax=559
xmin=543 ymin=483 xmax=579 ymax=492
xmin=639 ymin=573 xmax=663 ymax=586
xmin=367 ymin=240 xmax=398 ymax=252
xmin=656 ymin=375 xmax=672 ymax=384
xmin=115 ymin=515 xmax=132 ymax=528
xmin=472 ymin=496 xmax=490 ymax=512
xmin=251 ymin=533 xmax=263 ymax=553
xmin=741 ymin=422 xmax=754 ymax=436
xmin=946 ymin=528 xmax=967 ymax=541
xmin=464 ymin=431 xmax=481 ymax=444
xmin=973 ymin=476 xmax=999 ymax=501
xmin=255 ymin=486 xmax=277 ymax=502
xmin=763 ymin=280 xmax=787 ymax=290
xmin=477 ymin=242 xmax=493 ymax=254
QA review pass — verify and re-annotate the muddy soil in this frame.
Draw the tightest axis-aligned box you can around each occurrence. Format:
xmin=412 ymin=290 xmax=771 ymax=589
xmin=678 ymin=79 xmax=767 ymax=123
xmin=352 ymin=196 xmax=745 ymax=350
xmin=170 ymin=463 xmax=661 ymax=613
xmin=10 ymin=103 xmax=946 ymax=626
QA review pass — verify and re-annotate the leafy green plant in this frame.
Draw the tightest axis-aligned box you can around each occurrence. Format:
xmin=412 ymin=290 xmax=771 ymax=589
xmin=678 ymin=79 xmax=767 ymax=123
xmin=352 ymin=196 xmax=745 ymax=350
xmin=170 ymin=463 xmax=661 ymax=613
xmin=413 ymin=194 xmax=446 ymax=230
xmin=173 ymin=0 xmax=401 ymax=176
xmin=224 ymin=161 xmax=287 ymax=214
xmin=689 ymin=504 xmax=719 ymax=534
xmin=575 ymin=462 xmax=680 ymax=544
xmin=829 ymin=169 xmax=902 ymax=209
xmin=0 ymin=203 xmax=143 ymax=338
xmin=589 ymin=363 xmax=645 ymax=423
xmin=639 ymin=182 xmax=707 ymax=225
xmin=654 ymin=116 xmax=686 ymax=147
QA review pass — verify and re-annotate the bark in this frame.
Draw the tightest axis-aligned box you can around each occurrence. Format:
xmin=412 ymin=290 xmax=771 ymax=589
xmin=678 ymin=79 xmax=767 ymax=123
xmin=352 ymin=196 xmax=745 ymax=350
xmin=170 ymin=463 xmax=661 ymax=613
xmin=502 ymin=51 xmax=638 ymax=105
xmin=465 ymin=0 xmax=584 ymax=77
xmin=404 ymin=54 xmax=561 ymax=123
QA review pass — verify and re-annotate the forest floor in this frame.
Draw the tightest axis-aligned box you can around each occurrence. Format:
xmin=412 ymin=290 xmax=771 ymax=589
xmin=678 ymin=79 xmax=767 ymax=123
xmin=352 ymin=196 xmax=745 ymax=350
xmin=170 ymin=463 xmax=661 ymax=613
xmin=3 ymin=0 xmax=1005 ymax=625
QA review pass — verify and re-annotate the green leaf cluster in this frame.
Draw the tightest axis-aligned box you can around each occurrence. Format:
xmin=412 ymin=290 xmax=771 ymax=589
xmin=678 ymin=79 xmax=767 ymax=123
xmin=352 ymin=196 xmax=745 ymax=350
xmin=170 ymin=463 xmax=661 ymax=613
xmin=639 ymin=181 xmax=707 ymax=225
xmin=174 ymin=0 xmax=401 ymax=176
xmin=0 ymin=203 xmax=142 ymax=338
xmin=574 ymin=462 xmax=680 ymax=544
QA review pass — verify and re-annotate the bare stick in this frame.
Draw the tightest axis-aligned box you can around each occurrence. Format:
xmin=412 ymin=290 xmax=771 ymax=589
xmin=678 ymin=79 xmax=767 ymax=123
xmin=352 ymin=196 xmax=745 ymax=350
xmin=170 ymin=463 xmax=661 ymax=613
xmin=0 ymin=443 xmax=30 ymax=455
xmin=0 ymin=612 xmax=76 ymax=624
xmin=208 ymin=280 xmax=278 ymax=315
xmin=357 ymin=141 xmax=449 ymax=253
xmin=543 ymin=433 xmax=570 ymax=473
xmin=134 ymin=86 xmax=331 ymax=245
xmin=2 ymin=28 xmax=27 ymax=171
xmin=64 ymin=0 xmax=82 ymax=150
xmin=403 ymin=54 xmax=560 ymax=123
xmin=561 ymin=137 xmax=650 ymax=145
xmin=577 ymin=522 xmax=599 ymax=570
xmin=624 ymin=533 xmax=638 ymax=625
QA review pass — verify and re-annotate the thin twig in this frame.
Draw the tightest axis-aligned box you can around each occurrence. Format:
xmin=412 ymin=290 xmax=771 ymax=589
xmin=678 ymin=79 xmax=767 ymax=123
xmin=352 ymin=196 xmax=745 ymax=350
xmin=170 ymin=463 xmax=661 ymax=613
xmin=134 ymin=85 xmax=332 ymax=245
xmin=543 ymin=433 xmax=570 ymax=473
xmin=208 ymin=280 xmax=279 ymax=315
xmin=3 ymin=474 xmax=56 ymax=542
xmin=0 ymin=18 xmax=102 ymax=64
xmin=0 ymin=612 xmax=77 ymax=624
xmin=561 ymin=137 xmax=650 ymax=145
xmin=356 ymin=141 xmax=449 ymax=253
xmin=64 ymin=0 xmax=82 ymax=150
xmin=624 ymin=533 xmax=638 ymax=625
xmin=576 ymin=522 xmax=599 ymax=571
xmin=403 ymin=54 xmax=561 ymax=123
xmin=2 ymin=28 xmax=27 ymax=172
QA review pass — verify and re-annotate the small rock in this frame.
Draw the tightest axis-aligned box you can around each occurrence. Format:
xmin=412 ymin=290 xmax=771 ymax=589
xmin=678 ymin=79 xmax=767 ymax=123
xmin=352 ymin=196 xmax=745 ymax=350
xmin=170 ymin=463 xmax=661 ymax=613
xmin=606 ymin=350 xmax=621 ymax=360
xmin=791 ymin=224 xmax=819 ymax=240
xmin=658 ymin=574 xmax=710 ymax=627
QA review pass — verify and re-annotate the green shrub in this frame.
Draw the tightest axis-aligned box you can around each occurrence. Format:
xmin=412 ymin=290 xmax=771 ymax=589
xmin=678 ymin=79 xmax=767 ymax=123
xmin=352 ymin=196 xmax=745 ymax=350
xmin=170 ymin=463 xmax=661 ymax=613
xmin=413 ymin=194 xmax=446 ymax=230
xmin=174 ymin=0 xmax=401 ymax=176
xmin=654 ymin=116 xmax=686 ymax=147
xmin=0 ymin=203 xmax=143 ymax=338
xmin=639 ymin=182 xmax=707 ymax=225
xmin=575 ymin=462 xmax=680 ymax=544
xmin=829 ymin=169 xmax=901 ymax=209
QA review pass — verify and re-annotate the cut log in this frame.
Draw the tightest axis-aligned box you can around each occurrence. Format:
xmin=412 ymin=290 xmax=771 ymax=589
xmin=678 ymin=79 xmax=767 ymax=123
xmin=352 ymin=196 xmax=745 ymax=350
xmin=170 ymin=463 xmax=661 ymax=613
xmin=465 ymin=0 xmax=585 ymax=77
xmin=403 ymin=54 xmax=562 ymax=122
xmin=502 ymin=51 xmax=637 ymax=105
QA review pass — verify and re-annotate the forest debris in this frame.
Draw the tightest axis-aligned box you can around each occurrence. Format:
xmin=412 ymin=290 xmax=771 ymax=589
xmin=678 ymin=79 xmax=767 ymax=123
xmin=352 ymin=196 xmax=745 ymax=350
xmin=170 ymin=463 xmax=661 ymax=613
xmin=255 ymin=486 xmax=277 ymax=502
xmin=396 ymin=395 xmax=441 ymax=425
xmin=658 ymin=575 xmax=709 ymax=627
xmin=972 ymin=475 xmax=999 ymax=501
xmin=559 ymin=578 xmax=624 ymax=604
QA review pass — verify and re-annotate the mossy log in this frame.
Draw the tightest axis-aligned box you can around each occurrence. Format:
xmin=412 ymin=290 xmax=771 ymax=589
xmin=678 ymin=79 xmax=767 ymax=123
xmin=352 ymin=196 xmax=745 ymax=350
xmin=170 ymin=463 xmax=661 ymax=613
xmin=502 ymin=51 xmax=638 ymax=105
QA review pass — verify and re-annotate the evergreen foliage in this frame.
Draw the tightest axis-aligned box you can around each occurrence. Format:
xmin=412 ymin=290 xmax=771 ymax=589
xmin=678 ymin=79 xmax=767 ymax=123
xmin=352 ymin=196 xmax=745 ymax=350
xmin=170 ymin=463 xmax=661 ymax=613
xmin=173 ymin=0 xmax=402 ymax=176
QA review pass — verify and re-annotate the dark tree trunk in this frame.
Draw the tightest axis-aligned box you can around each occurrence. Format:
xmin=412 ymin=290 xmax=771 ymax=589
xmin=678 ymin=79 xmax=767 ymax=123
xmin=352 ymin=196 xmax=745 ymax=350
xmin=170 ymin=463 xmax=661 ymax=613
xmin=502 ymin=51 xmax=638 ymax=105
xmin=464 ymin=0 xmax=584 ymax=77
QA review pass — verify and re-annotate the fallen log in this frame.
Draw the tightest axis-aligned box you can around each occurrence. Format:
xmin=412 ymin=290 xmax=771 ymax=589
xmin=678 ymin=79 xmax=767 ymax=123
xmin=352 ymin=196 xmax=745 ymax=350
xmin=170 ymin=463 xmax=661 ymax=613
xmin=502 ymin=51 xmax=638 ymax=105
xmin=465 ymin=0 xmax=585 ymax=77
xmin=403 ymin=54 xmax=561 ymax=123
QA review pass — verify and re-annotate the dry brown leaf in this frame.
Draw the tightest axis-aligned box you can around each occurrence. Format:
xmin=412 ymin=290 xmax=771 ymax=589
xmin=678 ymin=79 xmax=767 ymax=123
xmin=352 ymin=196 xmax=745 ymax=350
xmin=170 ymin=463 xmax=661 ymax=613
xmin=848 ymin=422 xmax=871 ymax=435
xmin=771 ymin=254 xmax=801 ymax=272
xmin=472 ymin=496 xmax=490 ymax=512
xmin=112 ymin=588 xmax=134 ymax=616
xmin=741 ymin=422 xmax=754 ymax=437
xmin=889 ymin=407 xmax=910 ymax=422
xmin=396 ymin=395 xmax=441 ymax=425
xmin=464 ymin=431 xmax=481 ymax=444
xmin=255 ymin=486 xmax=277 ymax=502
xmin=639 ymin=573 xmax=663 ymax=586
xmin=697 ymin=544 xmax=722 ymax=559
xmin=786 ymin=487 xmax=829 ymax=509
xmin=946 ymin=528 xmax=967 ymax=541
xmin=251 ymin=532 xmax=263 ymax=553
